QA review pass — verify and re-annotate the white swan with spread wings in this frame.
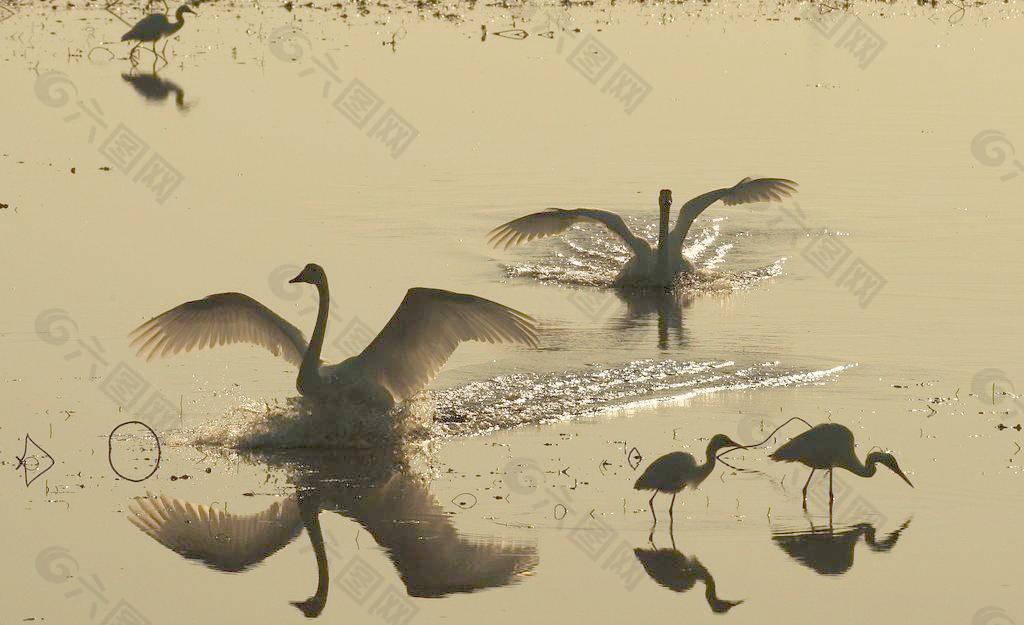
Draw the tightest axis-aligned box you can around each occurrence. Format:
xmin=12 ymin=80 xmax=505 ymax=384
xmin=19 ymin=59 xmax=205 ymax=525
xmin=488 ymin=178 xmax=798 ymax=287
xmin=129 ymin=263 xmax=539 ymax=408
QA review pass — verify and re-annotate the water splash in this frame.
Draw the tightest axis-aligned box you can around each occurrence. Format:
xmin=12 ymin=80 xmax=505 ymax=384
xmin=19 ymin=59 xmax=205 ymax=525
xmin=171 ymin=360 xmax=851 ymax=450
xmin=500 ymin=217 xmax=784 ymax=292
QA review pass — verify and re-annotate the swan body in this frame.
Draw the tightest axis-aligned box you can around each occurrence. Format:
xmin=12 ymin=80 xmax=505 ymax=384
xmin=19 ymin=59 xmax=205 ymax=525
xmin=770 ymin=423 xmax=914 ymax=510
xmin=488 ymin=177 xmax=798 ymax=288
xmin=129 ymin=263 xmax=539 ymax=409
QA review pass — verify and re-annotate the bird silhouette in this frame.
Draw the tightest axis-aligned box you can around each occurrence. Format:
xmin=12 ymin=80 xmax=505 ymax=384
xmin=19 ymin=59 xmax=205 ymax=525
xmin=121 ymin=71 xmax=190 ymax=110
xmin=771 ymin=518 xmax=912 ymax=575
xmin=634 ymin=534 xmax=743 ymax=614
xmin=129 ymin=263 xmax=539 ymax=410
xmin=127 ymin=447 xmax=538 ymax=617
xmin=121 ymin=3 xmax=196 ymax=64
xmin=634 ymin=434 xmax=743 ymax=538
xmin=769 ymin=423 xmax=914 ymax=511
xmin=488 ymin=178 xmax=797 ymax=288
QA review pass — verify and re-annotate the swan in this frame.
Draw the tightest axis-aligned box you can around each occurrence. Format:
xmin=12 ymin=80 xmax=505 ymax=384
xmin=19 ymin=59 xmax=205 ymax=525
xmin=488 ymin=177 xmax=798 ymax=288
xmin=129 ymin=263 xmax=539 ymax=409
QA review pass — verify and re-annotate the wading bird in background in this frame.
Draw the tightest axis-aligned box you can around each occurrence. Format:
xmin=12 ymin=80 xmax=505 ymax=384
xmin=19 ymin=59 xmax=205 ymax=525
xmin=769 ymin=423 xmax=914 ymax=511
xmin=487 ymin=178 xmax=798 ymax=288
xmin=634 ymin=434 xmax=743 ymax=538
xmin=121 ymin=3 xmax=196 ymax=64
xmin=129 ymin=263 xmax=539 ymax=411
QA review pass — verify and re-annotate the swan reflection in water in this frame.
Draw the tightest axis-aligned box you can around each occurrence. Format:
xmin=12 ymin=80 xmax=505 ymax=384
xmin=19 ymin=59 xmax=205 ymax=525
xmin=633 ymin=533 xmax=743 ymax=614
xmin=121 ymin=71 xmax=191 ymax=111
xmin=126 ymin=446 xmax=538 ymax=617
xmin=612 ymin=287 xmax=694 ymax=349
xmin=771 ymin=518 xmax=912 ymax=576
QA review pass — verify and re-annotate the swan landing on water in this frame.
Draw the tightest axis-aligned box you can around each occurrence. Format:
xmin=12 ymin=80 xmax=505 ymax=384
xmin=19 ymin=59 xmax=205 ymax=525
xmin=488 ymin=177 xmax=798 ymax=288
xmin=129 ymin=263 xmax=539 ymax=410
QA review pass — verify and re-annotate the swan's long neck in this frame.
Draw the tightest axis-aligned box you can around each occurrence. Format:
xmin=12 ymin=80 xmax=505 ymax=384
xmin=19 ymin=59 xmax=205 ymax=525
xmin=655 ymin=196 xmax=672 ymax=282
xmin=292 ymin=497 xmax=329 ymax=617
xmin=298 ymin=275 xmax=330 ymax=389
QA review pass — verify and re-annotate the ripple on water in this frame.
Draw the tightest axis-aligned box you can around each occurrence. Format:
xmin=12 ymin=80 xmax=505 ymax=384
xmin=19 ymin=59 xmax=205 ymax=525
xmin=168 ymin=360 xmax=851 ymax=450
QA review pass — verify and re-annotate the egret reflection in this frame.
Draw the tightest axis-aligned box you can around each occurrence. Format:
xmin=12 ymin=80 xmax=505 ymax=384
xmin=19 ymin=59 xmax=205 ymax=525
xmin=121 ymin=71 xmax=191 ymax=111
xmin=634 ymin=533 xmax=743 ymax=614
xmin=126 ymin=446 xmax=538 ymax=617
xmin=771 ymin=518 xmax=912 ymax=575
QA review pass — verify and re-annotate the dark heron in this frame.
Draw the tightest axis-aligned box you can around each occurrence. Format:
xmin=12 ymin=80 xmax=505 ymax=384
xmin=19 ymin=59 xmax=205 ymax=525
xmin=121 ymin=4 xmax=196 ymax=64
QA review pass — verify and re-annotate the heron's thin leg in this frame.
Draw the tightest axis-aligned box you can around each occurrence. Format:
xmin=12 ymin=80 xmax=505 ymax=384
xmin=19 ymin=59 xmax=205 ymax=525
xmin=648 ymin=492 xmax=657 ymax=542
xmin=802 ymin=469 xmax=815 ymax=510
xmin=668 ymin=492 xmax=677 ymax=533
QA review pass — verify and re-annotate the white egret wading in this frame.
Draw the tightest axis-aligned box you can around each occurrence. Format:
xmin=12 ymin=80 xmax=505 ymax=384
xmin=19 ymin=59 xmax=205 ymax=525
xmin=121 ymin=4 xmax=196 ymax=63
xmin=769 ymin=423 xmax=914 ymax=511
xmin=634 ymin=434 xmax=744 ymax=537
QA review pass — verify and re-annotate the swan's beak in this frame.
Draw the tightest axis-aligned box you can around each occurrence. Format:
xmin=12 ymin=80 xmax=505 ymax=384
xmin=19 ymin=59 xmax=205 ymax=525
xmin=288 ymin=273 xmax=303 ymax=284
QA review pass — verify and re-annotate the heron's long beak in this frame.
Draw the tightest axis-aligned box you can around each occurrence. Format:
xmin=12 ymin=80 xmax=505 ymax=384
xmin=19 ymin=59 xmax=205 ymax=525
xmin=891 ymin=465 xmax=914 ymax=488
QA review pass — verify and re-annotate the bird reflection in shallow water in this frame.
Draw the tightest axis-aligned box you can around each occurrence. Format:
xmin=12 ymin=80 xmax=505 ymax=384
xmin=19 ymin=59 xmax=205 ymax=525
xmin=126 ymin=446 xmax=538 ymax=618
xmin=121 ymin=71 xmax=191 ymax=111
xmin=771 ymin=518 xmax=912 ymax=576
xmin=634 ymin=532 xmax=743 ymax=614
xmin=612 ymin=286 xmax=693 ymax=349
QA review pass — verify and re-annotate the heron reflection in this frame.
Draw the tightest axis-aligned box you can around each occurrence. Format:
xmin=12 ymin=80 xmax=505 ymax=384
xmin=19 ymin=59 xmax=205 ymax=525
xmin=771 ymin=518 xmax=912 ymax=575
xmin=633 ymin=532 xmax=743 ymax=614
xmin=126 ymin=446 xmax=538 ymax=617
xmin=121 ymin=71 xmax=191 ymax=110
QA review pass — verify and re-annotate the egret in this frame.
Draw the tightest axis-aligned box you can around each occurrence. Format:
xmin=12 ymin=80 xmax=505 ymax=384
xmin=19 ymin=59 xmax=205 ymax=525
xmin=633 ymin=434 xmax=743 ymax=536
xmin=487 ymin=178 xmax=798 ymax=288
xmin=769 ymin=423 xmax=914 ymax=510
xmin=129 ymin=263 xmax=539 ymax=410
xmin=121 ymin=4 xmax=196 ymax=64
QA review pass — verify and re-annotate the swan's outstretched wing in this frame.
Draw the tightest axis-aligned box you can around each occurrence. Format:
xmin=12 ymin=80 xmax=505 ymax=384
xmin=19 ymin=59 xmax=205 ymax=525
xmin=354 ymin=288 xmax=539 ymax=401
xmin=488 ymin=208 xmax=652 ymax=258
xmin=127 ymin=493 xmax=303 ymax=572
xmin=675 ymin=178 xmax=798 ymax=225
xmin=129 ymin=293 xmax=308 ymax=367
xmin=668 ymin=177 xmax=798 ymax=255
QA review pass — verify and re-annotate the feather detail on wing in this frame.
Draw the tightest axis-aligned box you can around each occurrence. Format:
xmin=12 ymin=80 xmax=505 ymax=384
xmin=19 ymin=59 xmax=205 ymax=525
xmin=488 ymin=208 xmax=652 ymax=258
xmin=354 ymin=288 xmax=539 ymax=402
xmin=127 ymin=493 xmax=303 ymax=572
xmin=129 ymin=292 xmax=308 ymax=367
xmin=720 ymin=177 xmax=799 ymax=205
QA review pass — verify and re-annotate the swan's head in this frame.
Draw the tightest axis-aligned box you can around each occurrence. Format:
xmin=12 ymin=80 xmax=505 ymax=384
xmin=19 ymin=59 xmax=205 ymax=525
xmin=659 ymin=189 xmax=672 ymax=210
xmin=288 ymin=263 xmax=325 ymax=285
